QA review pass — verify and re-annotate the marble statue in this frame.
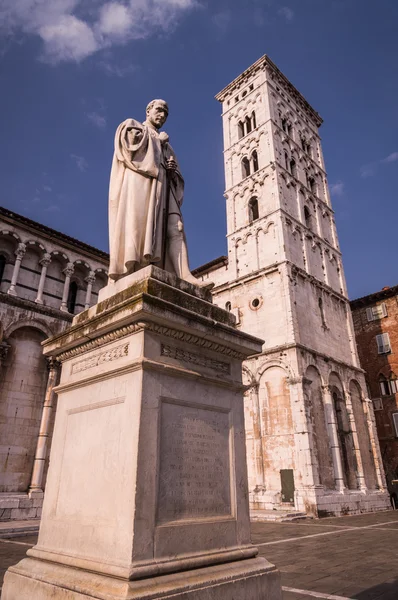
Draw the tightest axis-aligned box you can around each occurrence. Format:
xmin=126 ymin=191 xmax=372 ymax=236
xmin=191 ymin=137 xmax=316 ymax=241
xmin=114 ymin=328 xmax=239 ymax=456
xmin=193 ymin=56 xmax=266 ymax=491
xmin=108 ymin=99 xmax=209 ymax=286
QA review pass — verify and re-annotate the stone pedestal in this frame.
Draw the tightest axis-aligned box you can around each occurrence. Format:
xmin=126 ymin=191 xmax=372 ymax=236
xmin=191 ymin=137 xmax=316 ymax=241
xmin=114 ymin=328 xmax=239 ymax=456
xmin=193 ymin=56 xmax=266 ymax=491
xmin=1 ymin=266 xmax=281 ymax=599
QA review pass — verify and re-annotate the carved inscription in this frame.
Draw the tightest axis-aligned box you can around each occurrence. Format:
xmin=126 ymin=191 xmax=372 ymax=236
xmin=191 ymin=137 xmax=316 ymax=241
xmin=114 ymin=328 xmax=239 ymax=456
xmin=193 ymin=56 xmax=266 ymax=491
xmin=157 ymin=401 xmax=231 ymax=523
xmin=161 ymin=344 xmax=230 ymax=374
xmin=71 ymin=343 xmax=129 ymax=374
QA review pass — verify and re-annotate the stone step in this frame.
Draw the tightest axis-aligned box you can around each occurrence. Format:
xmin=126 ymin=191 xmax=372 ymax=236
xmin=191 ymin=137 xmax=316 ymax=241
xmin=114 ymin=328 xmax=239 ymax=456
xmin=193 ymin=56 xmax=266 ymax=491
xmin=250 ymin=509 xmax=309 ymax=522
xmin=0 ymin=519 xmax=40 ymax=538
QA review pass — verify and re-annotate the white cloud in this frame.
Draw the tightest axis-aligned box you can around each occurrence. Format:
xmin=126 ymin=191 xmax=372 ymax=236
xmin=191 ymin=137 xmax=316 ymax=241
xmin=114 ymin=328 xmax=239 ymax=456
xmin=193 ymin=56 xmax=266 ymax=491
xmin=0 ymin=0 xmax=198 ymax=64
xmin=98 ymin=59 xmax=137 ymax=77
xmin=70 ymin=153 xmax=88 ymax=171
xmin=383 ymin=151 xmax=398 ymax=163
xmin=360 ymin=163 xmax=376 ymax=178
xmin=86 ymin=111 xmax=107 ymax=128
xmin=330 ymin=181 xmax=344 ymax=196
xmin=278 ymin=6 xmax=294 ymax=22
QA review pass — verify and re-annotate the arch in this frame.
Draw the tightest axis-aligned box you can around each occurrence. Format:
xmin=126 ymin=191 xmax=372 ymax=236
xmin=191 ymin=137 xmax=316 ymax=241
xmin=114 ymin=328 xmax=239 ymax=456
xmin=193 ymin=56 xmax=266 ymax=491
xmin=329 ymin=372 xmax=358 ymax=490
xmin=241 ymin=157 xmax=250 ymax=179
xmin=225 ymin=301 xmax=231 ymax=312
xmin=0 ymin=326 xmax=48 ymax=492
xmin=248 ymin=197 xmax=259 ymax=223
xmin=25 ymin=239 xmax=46 ymax=252
xmin=349 ymin=379 xmax=377 ymax=490
xmin=304 ymin=366 xmax=335 ymax=489
xmin=4 ymin=318 xmax=54 ymax=340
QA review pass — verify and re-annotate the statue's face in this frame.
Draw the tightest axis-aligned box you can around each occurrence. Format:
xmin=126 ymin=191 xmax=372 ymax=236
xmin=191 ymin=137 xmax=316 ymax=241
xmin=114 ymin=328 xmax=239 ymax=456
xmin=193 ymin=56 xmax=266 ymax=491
xmin=146 ymin=102 xmax=168 ymax=129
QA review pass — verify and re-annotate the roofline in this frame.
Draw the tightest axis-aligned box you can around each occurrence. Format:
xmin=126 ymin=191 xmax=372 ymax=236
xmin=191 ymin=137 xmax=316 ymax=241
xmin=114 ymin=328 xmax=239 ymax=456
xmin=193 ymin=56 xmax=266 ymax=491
xmin=0 ymin=206 xmax=109 ymax=263
xmin=192 ymin=255 xmax=228 ymax=276
xmin=350 ymin=285 xmax=398 ymax=309
xmin=215 ymin=54 xmax=323 ymax=127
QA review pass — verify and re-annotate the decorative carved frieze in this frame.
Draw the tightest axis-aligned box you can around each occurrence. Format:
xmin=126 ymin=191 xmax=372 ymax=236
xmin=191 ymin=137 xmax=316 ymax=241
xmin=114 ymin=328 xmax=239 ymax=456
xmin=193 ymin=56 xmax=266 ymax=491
xmin=71 ymin=342 xmax=129 ymax=374
xmin=160 ymin=344 xmax=230 ymax=375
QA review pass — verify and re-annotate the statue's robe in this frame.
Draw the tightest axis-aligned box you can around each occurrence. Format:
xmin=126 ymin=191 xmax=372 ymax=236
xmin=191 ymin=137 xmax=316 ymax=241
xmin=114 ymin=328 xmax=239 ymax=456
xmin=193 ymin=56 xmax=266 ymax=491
xmin=108 ymin=119 xmax=184 ymax=280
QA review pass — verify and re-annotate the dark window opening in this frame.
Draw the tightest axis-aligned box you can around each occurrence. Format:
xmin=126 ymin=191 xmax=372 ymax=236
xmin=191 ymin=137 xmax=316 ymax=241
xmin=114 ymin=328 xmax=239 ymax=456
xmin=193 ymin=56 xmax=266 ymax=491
xmin=245 ymin=115 xmax=252 ymax=134
xmin=0 ymin=255 xmax=6 ymax=283
xmin=249 ymin=197 xmax=259 ymax=223
xmin=379 ymin=374 xmax=398 ymax=396
xmin=238 ymin=121 xmax=244 ymax=139
xmin=225 ymin=301 xmax=231 ymax=312
xmin=284 ymin=151 xmax=289 ymax=170
xmin=281 ymin=118 xmax=288 ymax=133
xmin=252 ymin=150 xmax=259 ymax=172
xmin=242 ymin=157 xmax=250 ymax=179
xmin=318 ymin=297 xmax=327 ymax=328
xmin=290 ymin=158 xmax=297 ymax=178
xmin=304 ymin=205 xmax=312 ymax=229
xmin=251 ymin=111 xmax=256 ymax=129
xmin=301 ymin=137 xmax=306 ymax=151
xmin=67 ymin=281 xmax=78 ymax=314
xmin=287 ymin=123 xmax=292 ymax=137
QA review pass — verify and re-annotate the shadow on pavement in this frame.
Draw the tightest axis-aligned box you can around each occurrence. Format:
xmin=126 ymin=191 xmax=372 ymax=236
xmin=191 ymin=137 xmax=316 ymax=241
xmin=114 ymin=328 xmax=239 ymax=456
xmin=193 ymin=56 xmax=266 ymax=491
xmin=355 ymin=577 xmax=398 ymax=600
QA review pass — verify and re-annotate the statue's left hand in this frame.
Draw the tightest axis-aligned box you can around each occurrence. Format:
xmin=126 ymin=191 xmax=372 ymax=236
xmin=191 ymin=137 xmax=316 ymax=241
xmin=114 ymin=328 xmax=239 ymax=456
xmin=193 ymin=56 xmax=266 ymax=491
xmin=166 ymin=157 xmax=178 ymax=173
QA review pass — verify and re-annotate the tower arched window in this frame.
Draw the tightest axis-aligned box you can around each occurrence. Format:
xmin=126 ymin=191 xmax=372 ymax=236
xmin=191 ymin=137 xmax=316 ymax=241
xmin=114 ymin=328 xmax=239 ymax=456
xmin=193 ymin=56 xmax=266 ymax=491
xmin=67 ymin=281 xmax=78 ymax=314
xmin=241 ymin=157 xmax=250 ymax=179
xmin=245 ymin=115 xmax=252 ymax=135
xmin=248 ymin=197 xmax=259 ymax=223
xmin=304 ymin=205 xmax=312 ymax=229
xmin=252 ymin=150 xmax=259 ymax=173
xmin=290 ymin=158 xmax=297 ymax=178
xmin=284 ymin=151 xmax=289 ymax=170
xmin=225 ymin=301 xmax=232 ymax=312
xmin=251 ymin=111 xmax=256 ymax=129
xmin=238 ymin=121 xmax=244 ymax=139
xmin=281 ymin=118 xmax=288 ymax=133
xmin=0 ymin=255 xmax=6 ymax=283
xmin=318 ymin=297 xmax=327 ymax=328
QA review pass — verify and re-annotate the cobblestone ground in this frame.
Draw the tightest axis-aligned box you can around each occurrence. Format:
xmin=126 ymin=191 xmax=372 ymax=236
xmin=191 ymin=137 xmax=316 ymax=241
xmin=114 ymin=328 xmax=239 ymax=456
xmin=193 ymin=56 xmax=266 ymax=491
xmin=1 ymin=511 xmax=398 ymax=599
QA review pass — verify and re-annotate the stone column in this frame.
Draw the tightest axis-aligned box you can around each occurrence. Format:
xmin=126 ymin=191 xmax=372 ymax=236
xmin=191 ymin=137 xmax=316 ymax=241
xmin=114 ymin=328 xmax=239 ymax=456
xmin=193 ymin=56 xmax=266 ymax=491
xmin=345 ymin=387 xmax=367 ymax=491
xmin=363 ymin=396 xmax=387 ymax=490
xmin=7 ymin=242 xmax=26 ymax=296
xmin=322 ymin=384 xmax=345 ymax=491
xmin=84 ymin=271 xmax=96 ymax=310
xmin=60 ymin=262 xmax=74 ymax=312
xmin=35 ymin=253 xmax=51 ymax=304
xmin=248 ymin=383 xmax=266 ymax=493
xmin=29 ymin=358 xmax=60 ymax=496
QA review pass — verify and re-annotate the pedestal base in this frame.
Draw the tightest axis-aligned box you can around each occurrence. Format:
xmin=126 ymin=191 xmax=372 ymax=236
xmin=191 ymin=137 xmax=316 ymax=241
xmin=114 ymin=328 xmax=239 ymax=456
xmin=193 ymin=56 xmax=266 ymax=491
xmin=2 ymin=556 xmax=281 ymax=600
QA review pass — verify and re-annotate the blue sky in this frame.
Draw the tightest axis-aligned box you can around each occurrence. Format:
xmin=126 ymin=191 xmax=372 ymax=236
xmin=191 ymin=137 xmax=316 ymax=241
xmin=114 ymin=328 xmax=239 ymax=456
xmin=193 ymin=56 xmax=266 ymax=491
xmin=0 ymin=0 xmax=397 ymax=299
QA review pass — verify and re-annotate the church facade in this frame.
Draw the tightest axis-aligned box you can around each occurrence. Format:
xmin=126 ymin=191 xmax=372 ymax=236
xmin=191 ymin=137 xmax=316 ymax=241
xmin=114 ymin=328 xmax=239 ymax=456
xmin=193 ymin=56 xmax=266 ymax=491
xmin=0 ymin=56 xmax=390 ymax=522
xmin=194 ymin=55 xmax=390 ymax=517
xmin=0 ymin=207 xmax=108 ymax=521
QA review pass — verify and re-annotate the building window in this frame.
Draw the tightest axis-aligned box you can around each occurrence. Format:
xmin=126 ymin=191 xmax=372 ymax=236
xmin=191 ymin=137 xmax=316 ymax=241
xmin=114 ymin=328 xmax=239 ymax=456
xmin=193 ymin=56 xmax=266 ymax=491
xmin=251 ymin=111 xmax=256 ymax=129
xmin=379 ymin=374 xmax=398 ymax=396
xmin=67 ymin=281 xmax=78 ymax=314
xmin=392 ymin=413 xmax=398 ymax=437
xmin=248 ymin=197 xmax=259 ymax=223
xmin=287 ymin=123 xmax=292 ymax=137
xmin=307 ymin=174 xmax=317 ymax=195
xmin=284 ymin=151 xmax=289 ymax=170
xmin=304 ymin=205 xmax=312 ymax=229
xmin=0 ymin=255 xmax=6 ymax=283
xmin=252 ymin=150 xmax=259 ymax=172
xmin=366 ymin=303 xmax=388 ymax=321
xmin=245 ymin=115 xmax=252 ymax=134
xmin=373 ymin=398 xmax=383 ymax=411
xmin=238 ymin=121 xmax=244 ymax=139
xmin=290 ymin=158 xmax=297 ymax=178
xmin=301 ymin=137 xmax=306 ymax=152
xmin=241 ymin=157 xmax=250 ymax=179
xmin=225 ymin=301 xmax=231 ymax=312
xmin=281 ymin=118 xmax=288 ymax=133
xmin=376 ymin=332 xmax=391 ymax=354
xmin=318 ymin=297 xmax=327 ymax=328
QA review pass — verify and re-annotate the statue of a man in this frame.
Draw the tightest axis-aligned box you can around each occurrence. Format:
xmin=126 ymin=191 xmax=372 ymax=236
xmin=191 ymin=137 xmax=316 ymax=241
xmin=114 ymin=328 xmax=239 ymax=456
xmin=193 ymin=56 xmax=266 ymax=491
xmin=108 ymin=99 xmax=209 ymax=286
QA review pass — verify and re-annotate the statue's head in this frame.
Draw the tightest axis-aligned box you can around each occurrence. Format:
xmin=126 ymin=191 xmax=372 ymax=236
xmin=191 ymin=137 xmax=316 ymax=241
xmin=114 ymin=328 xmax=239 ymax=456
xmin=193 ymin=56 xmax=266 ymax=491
xmin=146 ymin=99 xmax=169 ymax=130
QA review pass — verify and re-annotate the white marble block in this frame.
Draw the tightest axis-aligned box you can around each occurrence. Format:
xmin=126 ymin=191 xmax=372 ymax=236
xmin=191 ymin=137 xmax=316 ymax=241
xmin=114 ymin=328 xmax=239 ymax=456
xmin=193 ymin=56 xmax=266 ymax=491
xmin=1 ymin=266 xmax=281 ymax=599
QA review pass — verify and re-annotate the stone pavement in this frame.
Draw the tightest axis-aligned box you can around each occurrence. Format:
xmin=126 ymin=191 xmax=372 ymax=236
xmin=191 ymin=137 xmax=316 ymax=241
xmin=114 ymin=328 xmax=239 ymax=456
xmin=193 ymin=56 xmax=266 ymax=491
xmin=1 ymin=511 xmax=398 ymax=599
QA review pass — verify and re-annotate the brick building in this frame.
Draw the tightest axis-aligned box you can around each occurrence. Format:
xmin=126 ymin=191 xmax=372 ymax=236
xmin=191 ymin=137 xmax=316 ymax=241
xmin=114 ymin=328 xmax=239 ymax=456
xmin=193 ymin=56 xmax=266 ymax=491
xmin=351 ymin=286 xmax=398 ymax=503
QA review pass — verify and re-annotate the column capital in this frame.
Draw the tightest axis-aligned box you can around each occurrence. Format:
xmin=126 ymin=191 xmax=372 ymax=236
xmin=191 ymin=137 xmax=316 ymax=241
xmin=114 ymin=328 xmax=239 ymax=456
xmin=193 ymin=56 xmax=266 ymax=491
xmin=46 ymin=357 xmax=60 ymax=371
xmin=85 ymin=271 xmax=96 ymax=284
xmin=15 ymin=242 xmax=26 ymax=258
xmin=63 ymin=262 xmax=74 ymax=278
xmin=40 ymin=253 xmax=52 ymax=267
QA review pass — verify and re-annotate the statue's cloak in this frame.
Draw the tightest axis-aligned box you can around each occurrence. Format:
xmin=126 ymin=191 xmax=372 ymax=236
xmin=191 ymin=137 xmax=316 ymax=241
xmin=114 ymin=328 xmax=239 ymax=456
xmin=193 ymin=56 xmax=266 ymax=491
xmin=108 ymin=118 xmax=183 ymax=280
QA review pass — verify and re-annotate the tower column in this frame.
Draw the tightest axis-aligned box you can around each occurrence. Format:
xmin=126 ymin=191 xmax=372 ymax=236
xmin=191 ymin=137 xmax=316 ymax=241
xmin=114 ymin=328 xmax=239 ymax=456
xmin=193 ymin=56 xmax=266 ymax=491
xmin=7 ymin=243 xmax=26 ymax=296
xmin=60 ymin=262 xmax=74 ymax=312
xmin=29 ymin=358 xmax=60 ymax=496
xmin=363 ymin=397 xmax=387 ymax=490
xmin=35 ymin=253 xmax=51 ymax=304
xmin=344 ymin=386 xmax=367 ymax=491
xmin=322 ymin=385 xmax=345 ymax=491
xmin=84 ymin=271 xmax=96 ymax=309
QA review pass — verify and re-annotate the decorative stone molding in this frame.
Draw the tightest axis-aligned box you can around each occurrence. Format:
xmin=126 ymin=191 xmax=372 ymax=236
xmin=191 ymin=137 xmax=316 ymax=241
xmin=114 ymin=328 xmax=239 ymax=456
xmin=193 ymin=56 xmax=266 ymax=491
xmin=57 ymin=324 xmax=141 ymax=361
xmin=71 ymin=343 xmax=129 ymax=374
xmin=160 ymin=344 xmax=230 ymax=375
